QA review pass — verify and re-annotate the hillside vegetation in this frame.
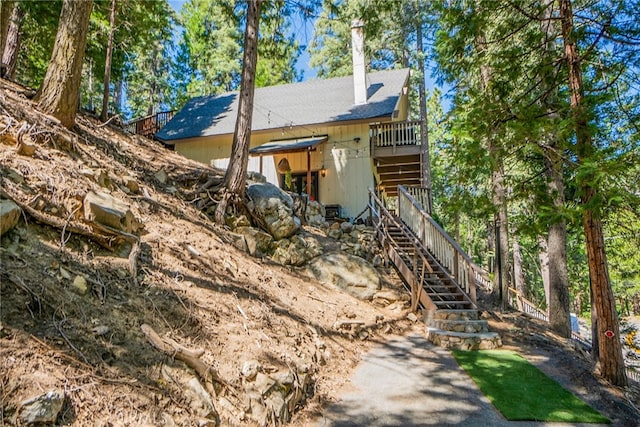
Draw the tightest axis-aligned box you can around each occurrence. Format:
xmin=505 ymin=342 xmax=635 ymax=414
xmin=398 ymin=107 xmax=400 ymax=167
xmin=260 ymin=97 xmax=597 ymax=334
xmin=1 ymin=80 xmax=639 ymax=426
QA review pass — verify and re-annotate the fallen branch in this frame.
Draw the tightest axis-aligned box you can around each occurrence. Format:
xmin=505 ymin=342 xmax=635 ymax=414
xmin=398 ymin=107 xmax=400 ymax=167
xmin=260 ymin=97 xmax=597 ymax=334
xmin=54 ymin=316 xmax=90 ymax=366
xmin=141 ymin=324 xmax=227 ymax=397
xmin=96 ymin=114 xmax=121 ymax=128
xmin=3 ymin=184 xmax=116 ymax=249
xmin=86 ymin=221 xmax=140 ymax=284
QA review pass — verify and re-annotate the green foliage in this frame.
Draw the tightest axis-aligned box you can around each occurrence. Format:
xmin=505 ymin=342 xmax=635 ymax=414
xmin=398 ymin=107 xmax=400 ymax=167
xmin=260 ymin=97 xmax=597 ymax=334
xmin=121 ymin=1 xmax=175 ymax=118
xmin=173 ymin=0 xmax=301 ymax=109
xmin=431 ymin=0 xmax=640 ymax=315
xmin=173 ymin=0 xmax=241 ymax=105
xmin=13 ymin=0 xmax=62 ymax=88
xmin=308 ymin=0 xmax=412 ymax=78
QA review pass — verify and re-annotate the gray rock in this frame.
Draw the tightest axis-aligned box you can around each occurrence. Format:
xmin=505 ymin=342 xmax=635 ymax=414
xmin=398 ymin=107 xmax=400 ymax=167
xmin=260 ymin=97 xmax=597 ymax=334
xmin=187 ymin=378 xmax=217 ymax=419
xmin=241 ymin=360 xmax=260 ymax=380
xmin=72 ymin=275 xmax=88 ymax=295
xmin=235 ymin=227 xmax=273 ymax=257
xmin=154 ymin=169 xmax=169 ymax=184
xmin=19 ymin=389 xmax=65 ymax=424
xmin=83 ymin=191 xmax=142 ymax=234
xmin=226 ymin=231 xmax=249 ymax=253
xmin=252 ymin=373 xmax=276 ymax=396
xmin=307 ymin=253 xmax=380 ymax=300
xmin=340 ymin=221 xmax=354 ymax=233
xmin=247 ymin=171 xmax=267 ymax=184
xmin=245 ymin=183 xmax=300 ymax=240
xmin=0 ymin=199 xmax=21 ymax=236
xmin=305 ymin=200 xmax=326 ymax=227
xmin=264 ymin=392 xmax=287 ymax=421
xmin=270 ymin=234 xmax=322 ymax=266
xmin=327 ymin=227 xmax=342 ymax=240
xmin=225 ymin=214 xmax=251 ymax=230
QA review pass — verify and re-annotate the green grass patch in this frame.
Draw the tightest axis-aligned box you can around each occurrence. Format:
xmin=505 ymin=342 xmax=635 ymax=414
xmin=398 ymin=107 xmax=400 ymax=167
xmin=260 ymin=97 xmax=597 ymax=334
xmin=452 ymin=350 xmax=610 ymax=423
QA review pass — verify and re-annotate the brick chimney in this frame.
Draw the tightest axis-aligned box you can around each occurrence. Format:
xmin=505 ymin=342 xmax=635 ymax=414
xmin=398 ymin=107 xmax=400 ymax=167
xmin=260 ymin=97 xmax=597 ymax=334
xmin=351 ymin=19 xmax=367 ymax=105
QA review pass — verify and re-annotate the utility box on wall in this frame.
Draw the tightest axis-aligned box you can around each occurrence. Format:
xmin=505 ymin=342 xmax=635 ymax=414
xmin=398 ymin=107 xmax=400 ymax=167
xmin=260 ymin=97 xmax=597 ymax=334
xmin=325 ymin=204 xmax=341 ymax=220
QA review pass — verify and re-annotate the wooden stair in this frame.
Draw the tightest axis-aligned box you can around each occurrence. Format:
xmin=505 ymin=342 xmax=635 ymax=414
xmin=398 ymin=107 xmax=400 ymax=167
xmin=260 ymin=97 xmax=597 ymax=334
xmin=369 ymin=188 xmax=501 ymax=350
xmin=385 ymin=220 xmax=474 ymax=311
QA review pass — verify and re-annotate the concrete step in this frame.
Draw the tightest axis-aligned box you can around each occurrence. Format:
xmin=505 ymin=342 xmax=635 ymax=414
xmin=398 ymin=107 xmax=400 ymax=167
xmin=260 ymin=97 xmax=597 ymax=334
xmin=426 ymin=328 xmax=502 ymax=350
xmin=430 ymin=309 xmax=479 ymax=321
xmin=429 ymin=319 xmax=489 ymax=334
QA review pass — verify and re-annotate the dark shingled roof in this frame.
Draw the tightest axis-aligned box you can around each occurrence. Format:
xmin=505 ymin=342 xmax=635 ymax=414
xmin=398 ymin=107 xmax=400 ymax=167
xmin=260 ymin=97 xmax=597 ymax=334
xmin=156 ymin=68 xmax=410 ymax=142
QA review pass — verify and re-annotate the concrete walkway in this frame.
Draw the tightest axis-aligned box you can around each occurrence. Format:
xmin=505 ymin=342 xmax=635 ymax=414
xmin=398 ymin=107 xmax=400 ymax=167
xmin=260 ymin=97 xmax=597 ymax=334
xmin=313 ymin=334 xmax=609 ymax=427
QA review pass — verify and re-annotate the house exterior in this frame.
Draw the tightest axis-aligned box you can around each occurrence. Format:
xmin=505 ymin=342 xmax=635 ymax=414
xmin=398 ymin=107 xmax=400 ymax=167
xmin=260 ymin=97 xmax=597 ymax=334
xmin=157 ymin=23 xmax=427 ymax=219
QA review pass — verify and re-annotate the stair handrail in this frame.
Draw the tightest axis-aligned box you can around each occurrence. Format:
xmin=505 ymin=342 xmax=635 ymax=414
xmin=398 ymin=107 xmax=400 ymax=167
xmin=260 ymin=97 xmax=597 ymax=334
xmin=369 ymin=189 xmax=430 ymax=310
xmin=369 ymin=189 xmax=474 ymax=310
xmin=397 ymin=185 xmax=494 ymax=303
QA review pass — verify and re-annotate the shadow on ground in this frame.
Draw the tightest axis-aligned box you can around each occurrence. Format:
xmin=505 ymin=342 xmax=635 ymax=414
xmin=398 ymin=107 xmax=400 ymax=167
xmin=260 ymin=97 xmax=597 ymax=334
xmin=312 ymin=334 xmax=612 ymax=427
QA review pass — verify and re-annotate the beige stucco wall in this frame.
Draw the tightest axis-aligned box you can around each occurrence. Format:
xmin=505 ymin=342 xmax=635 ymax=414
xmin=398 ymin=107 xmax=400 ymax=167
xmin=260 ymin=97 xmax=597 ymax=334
xmin=173 ymin=121 xmax=376 ymax=218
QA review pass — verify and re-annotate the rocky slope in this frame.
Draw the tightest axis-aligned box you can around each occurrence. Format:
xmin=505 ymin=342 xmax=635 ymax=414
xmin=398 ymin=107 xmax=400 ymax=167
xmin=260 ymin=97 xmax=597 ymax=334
xmin=0 ymin=79 xmax=413 ymax=426
xmin=1 ymin=78 xmax=639 ymax=426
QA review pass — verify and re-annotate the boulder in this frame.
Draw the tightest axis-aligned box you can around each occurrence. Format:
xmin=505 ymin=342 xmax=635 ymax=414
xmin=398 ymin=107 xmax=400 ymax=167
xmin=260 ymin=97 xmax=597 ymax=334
xmin=245 ymin=183 xmax=300 ymax=240
xmin=225 ymin=214 xmax=251 ymax=230
xmin=271 ymin=234 xmax=322 ymax=266
xmin=339 ymin=221 xmax=354 ymax=233
xmin=0 ymin=199 xmax=21 ymax=236
xmin=305 ymin=201 xmax=326 ymax=227
xmin=19 ymin=389 xmax=65 ymax=424
xmin=307 ymin=253 xmax=380 ymax=300
xmin=327 ymin=223 xmax=342 ymax=239
xmin=235 ymin=227 xmax=273 ymax=257
xmin=83 ymin=191 xmax=142 ymax=234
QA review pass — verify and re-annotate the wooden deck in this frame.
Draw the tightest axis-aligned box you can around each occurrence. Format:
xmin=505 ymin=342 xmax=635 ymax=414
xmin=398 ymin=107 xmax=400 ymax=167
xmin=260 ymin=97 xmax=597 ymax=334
xmin=370 ymin=121 xmax=427 ymax=197
xmin=124 ymin=111 xmax=174 ymax=139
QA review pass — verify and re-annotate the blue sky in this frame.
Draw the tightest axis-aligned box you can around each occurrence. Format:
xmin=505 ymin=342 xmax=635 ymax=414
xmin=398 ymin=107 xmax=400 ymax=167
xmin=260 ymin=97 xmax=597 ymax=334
xmin=167 ymin=0 xmax=447 ymax=103
xmin=168 ymin=0 xmax=318 ymax=80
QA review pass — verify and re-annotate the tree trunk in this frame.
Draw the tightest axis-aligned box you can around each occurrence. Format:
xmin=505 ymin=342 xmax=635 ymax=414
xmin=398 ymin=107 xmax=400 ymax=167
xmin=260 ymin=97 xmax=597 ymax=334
xmin=415 ymin=4 xmax=432 ymax=214
xmin=547 ymin=219 xmax=571 ymax=337
xmin=214 ymin=0 xmax=263 ymax=224
xmin=1 ymin=1 xmax=22 ymax=79
xmin=492 ymin=167 xmax=510 ymax=310
xmin=537 ymin=235 xmax=551 ymax=309
xmin=476 ymin=30 xmax=510 ymax=309
xmin=114 ymin=80 xmax=123 ymax=114
xmin=512 ymin=239 xmax=525 ymax=311
xmin=559 ymin=0 xmax=626 ymax=386
xmin=0 ymin=0 xmax=12 ymax=70
xmin=36 ymin=0 xmax=93 ymax=129
xmin=100 ymin=0 xmax=116 ymax=122
xmin=537 ymin=0 xmax=572 ymax=339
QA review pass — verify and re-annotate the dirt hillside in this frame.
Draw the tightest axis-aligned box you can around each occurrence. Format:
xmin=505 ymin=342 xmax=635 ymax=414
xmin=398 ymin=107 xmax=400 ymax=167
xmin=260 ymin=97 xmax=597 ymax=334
xmin=0 ymin=79 xmax=418 ymax=426
xmin=1 ymin=79 xmax=639 ymax=426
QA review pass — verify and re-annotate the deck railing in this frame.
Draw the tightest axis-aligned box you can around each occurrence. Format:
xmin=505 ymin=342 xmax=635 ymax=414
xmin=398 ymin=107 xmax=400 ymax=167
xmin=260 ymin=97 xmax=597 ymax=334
xmin=507 ymin=287 xmax=548 ymax=321
xmin=369 ymin=120 xmax=422 ymax=148
xmin=124 ymin=110 xmax=174 ymax=139
xmin=369 ymin=188 xmax=474 ymax=311
xmin=404 ymin=186 xmax=433 ymax=217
